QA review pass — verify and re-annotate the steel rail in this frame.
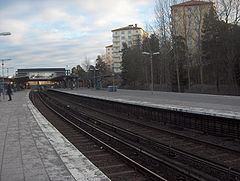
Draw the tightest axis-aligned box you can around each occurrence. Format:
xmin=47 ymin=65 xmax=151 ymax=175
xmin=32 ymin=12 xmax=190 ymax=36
xmin=47 ymin=90 xmax=240 ymax=154
xmin=43 ymin=90 xmax=240 ymax=181
xmin=33 ymin=91 xmax=168 ymax=181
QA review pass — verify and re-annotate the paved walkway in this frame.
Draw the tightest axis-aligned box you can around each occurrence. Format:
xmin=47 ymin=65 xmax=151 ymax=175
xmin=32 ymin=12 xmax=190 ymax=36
xmin=56 ymin=88 xmax=240 ymax=120
xmin=0 ymin=90 xmax=109 ymax=181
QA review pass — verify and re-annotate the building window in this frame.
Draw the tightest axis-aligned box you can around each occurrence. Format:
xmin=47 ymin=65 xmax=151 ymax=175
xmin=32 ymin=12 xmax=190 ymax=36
xmin=121 ymin=31 xmax=125 ymax=34
xmin=121 ymin=36 xmax=125 ymax=40
xmin=136 ymin=30 xmax=138 ymax=33
xmin=128 ymin=30 xmax=131 ymax=34
xmin=128 ymin=36 xmax=131 ymax=39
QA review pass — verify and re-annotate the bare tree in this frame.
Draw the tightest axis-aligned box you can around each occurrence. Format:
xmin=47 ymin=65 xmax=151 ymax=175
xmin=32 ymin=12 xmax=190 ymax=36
xmin=182 ymin=6 xmax=193 ymax=90
xmin=212 ymin=0 xmax=240 ymax=94
xmin=213 ymin=0 xmax=240 ymax=24
xmin=188 ymin=3 xmax=214 ymax=91
xmin=154 ymin=0 xmax=183 ymax=91
xmin=194 ymin=5 xmax=206 ymax=88
xmin=81 ymin=57 xmax=91 ymax=71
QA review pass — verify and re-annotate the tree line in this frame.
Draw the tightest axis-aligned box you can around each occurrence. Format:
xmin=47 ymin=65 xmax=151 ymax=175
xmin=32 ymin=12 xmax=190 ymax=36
xmin=71 ymin=55 xmax=113 ymax=88
xmin=71 ymin=0 xmax=240 ymax=95
xmin=121 ymin=0 xmax=240 ymax=95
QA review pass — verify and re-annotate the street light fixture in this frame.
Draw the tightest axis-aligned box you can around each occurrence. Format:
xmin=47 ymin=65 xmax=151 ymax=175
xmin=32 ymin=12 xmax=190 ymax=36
xmin=6 ymin=67 xmax=14 ymax=77
xmin=65 ymin=65 xmax=70 ymax=76
xmin=89 ymin=66 xmax=99 ymax=89
xmin=0 ymin=32 xmax=11 ymax=36
xmin=1 ymin=58 xmax=11 ymax=100
xmin=142 ymin=51 xmax=160 ymax=94
xmin=0 ymin=32 xmax=11 ymax=100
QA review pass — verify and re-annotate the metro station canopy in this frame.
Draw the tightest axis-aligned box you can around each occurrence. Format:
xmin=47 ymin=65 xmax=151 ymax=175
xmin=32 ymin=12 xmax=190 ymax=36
xmin=16 ymin=68 xmax=66 ymax=80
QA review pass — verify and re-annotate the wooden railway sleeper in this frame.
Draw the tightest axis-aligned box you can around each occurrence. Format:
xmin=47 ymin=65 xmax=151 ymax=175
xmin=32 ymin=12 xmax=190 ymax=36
xmin=41 ymin=93 xmax=235 ymax=181
xmin=41 ymin=91 xmax=240 ymax=180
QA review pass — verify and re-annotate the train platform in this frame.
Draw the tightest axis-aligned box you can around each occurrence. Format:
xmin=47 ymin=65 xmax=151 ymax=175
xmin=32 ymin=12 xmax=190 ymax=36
xmin=0 ymin=90 xmax=110 ymax=181
xmin=54 ymin=88 xmax=240 ymax=120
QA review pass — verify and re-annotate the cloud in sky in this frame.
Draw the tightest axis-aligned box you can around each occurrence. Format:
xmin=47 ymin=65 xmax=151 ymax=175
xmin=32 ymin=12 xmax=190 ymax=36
xmin=0 ymin=0 xmax=155 ymax=75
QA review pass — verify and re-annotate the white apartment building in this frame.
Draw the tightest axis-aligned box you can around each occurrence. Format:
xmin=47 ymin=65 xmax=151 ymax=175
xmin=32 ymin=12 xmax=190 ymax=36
xmin=171 ymin=0 xmax=213 ymax=57
xmin=111 ymin=24 xmax=147 ymax=73
xmin=105 ymin=45 xmax=113 ymax=70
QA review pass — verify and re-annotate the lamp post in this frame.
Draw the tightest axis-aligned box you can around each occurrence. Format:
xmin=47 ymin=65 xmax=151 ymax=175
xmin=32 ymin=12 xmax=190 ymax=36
xmin=6 ymin=67 xmax=14 ymax=77
xmin=1 ymin=59 xmax=11 ymax=100
xmin=112 ymin=73 xmax=115 ymax=87
xmin=0 ymin=32 xmax=11 ymax=99
xmin=142 ymin=51 xmax=160 ymax=94
xmin=89 ymin=66 xmax=99 ymax=89
xmin=0 ymin=32 xmax=11 ymax=36
xmin=66 ymin=65 xmax=70 ymax=76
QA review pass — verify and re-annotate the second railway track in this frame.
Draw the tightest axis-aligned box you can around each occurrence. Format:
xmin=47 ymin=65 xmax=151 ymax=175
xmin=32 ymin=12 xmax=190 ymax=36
xmin=30 ymin=90 xmax=170 ymax=181
xmin=31 ymin=89 xmax=240 ymax=181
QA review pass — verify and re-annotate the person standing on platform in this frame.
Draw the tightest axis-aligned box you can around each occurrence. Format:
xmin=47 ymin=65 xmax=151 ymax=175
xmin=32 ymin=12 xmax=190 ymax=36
xmin=0 ymin=87 xmax=2 ymax=101
xmin=6 ymin=82 xmax=12 ymax=101
xmin=0 ymin=83 xmax=3 ymax=101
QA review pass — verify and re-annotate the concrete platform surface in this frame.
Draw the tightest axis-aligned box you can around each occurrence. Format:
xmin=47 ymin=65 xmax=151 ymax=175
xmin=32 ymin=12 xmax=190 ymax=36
xmin=55 ymin=88 xmax=240 ymax=120
xmin=0 ymin=90 xmax=110 ymax=181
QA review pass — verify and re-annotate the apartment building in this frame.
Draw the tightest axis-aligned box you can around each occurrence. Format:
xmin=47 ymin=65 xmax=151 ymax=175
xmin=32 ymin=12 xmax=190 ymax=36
xmin=171 ymin=0 xmax=213 ymax=57
xmin=105 ymin=45 xmax=113 ymax=71
xmin=111 ymin=24 xmax=147 ymax=73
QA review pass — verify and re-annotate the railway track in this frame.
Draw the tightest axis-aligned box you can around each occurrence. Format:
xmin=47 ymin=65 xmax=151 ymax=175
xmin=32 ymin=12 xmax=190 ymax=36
xmin=30 ymin=91 xmax=171 ymax=181
xmin=31 ymin=90 xmax=240 ymax=181
xmin=47 ymin=90 xmax=240 ymax=181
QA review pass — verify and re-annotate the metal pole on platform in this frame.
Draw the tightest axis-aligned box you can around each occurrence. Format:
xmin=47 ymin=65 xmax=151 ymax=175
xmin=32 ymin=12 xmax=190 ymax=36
xmin=1 ymin=59 xmax=11 ymax=99
xmin=112 ymin=73 xmax=115 ymax=87
xmin=0 ymin=32 xmax=11 ymax=36
xmin=142 ymin=51 xmax=160 ymax=94
xmin=6 ymin=67 xmax=14 ymax=77
xmin=0 ymin=32 xmax=11 ymax=100
xmin=89 ymin=66 xmax=99 ymax=89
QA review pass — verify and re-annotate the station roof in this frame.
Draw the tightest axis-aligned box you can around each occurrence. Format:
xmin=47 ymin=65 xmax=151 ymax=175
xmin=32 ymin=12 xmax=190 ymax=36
xmin=17 ymin=68 xmax=65 ymax=72
xmin=16 ymin=68 xmax=66 ymax=81
xmin=50 ymin=75 xmax=79 ymax=81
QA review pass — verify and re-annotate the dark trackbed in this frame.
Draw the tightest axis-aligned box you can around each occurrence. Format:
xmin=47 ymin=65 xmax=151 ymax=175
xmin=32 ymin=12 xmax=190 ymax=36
xmin=30 ymin=89 xmax=240 ymax=181
xmin=30 ymin=91 xmax=165 ymax=181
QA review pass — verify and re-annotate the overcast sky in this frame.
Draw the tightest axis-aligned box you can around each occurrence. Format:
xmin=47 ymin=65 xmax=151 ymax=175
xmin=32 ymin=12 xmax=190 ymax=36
xmin=0 ymin=0 xmax=155 ymax=76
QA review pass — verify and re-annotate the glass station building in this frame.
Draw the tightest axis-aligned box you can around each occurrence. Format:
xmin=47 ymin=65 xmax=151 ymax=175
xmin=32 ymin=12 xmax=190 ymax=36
xmin=15 ymin=68 xmax=66 ymax=88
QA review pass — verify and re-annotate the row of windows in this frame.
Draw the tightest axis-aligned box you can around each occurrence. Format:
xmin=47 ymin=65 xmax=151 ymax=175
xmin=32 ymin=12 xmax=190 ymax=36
xmin=114 ymin=30 xmax=139 ymax=35
xmin=121 ymin=36 xmax=132 ymax=40
xmin=121 ymin=30 xmax=132 ymax=34
xmin=113 ymin=35 xmax=142 ymax=42
xmin=113 ymin=42 xmax=132 ymax=49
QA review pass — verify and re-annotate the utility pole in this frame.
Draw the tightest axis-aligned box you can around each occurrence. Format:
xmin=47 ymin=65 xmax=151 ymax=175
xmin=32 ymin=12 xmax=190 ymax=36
xmin=1 ymin=59 xmax=11 ymax=100
xmin=0 ymin=32 xmax=11 ymax=36
xmin=89 ymin=66 xmax=99 ymax=89
xmin=6 ymin=67 xmax=14 ymax=77
xmin=142 ymin=52 xmax=160 ymax=94
xmin=0 ymin=32 xmax=11 ymax=100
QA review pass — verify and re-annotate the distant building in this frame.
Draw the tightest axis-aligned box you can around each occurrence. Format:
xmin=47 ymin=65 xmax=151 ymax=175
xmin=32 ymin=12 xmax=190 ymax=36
xmin=171 ymin=0 xmax=214 ymax=57
xmin=105 ymin=45 xmax=113 ymax=71
xmin=111 ymin=24 xmax=148 ymax=73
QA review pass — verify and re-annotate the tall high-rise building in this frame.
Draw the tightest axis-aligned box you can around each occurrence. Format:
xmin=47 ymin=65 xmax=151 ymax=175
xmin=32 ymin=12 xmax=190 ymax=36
xmin=111 ymin=24 xmax=147 ymax=73
xmin=105 ymin=45 xmax=113 ymax=71
xmin=171 ymin=0 xmax=214 ymax=57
